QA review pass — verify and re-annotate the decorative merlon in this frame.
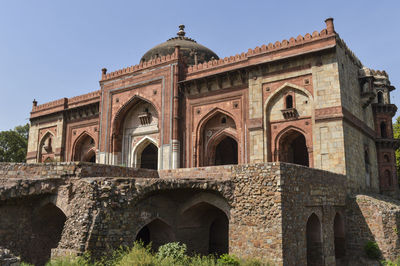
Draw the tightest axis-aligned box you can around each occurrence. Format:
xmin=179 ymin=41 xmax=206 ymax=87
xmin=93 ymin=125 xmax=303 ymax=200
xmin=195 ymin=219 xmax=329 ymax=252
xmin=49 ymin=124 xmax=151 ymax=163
xmin=187 ymin=19 xmax=336 ymax=74
xmin=101 ymin=51 xmax=179 ymax=81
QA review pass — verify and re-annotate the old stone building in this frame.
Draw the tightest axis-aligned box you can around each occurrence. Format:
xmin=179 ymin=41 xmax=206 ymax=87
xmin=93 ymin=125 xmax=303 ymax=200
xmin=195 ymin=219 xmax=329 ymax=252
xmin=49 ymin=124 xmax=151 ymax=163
xmin=0 ymin=18 xmax=399 ymax=265
xmin=26 ymin=19 xmax=399 ymax=196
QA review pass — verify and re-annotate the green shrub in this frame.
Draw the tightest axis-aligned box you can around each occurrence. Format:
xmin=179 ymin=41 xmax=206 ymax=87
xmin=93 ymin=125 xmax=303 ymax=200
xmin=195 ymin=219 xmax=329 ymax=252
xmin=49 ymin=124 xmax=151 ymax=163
xmin=37 ymin=242 xmax=273 ymax=266
xmin=364 ymin=241 xmax=381 ymax=260
xmin=239 ymin=257 xmax=265 ymax=266
xmin=116 ymin=242 xmax=157 ymax=266
xmin=156 ymin=242 xmax=188 ymax=263
xmin=45 ymin=254 xmax=92 ymax=266
xmin=381 ymin=257 xmax=400 ymax=266
xmin=188 ymin=254 xmax=217 ymax=266
xmin=217 ymin=254 xmax=240 ymax=266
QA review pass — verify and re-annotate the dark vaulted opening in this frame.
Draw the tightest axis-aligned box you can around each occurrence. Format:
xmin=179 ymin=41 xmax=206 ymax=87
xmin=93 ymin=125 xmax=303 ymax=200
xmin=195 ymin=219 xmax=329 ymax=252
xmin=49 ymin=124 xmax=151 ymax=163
xmin=140 ymin=143 xmax=158 ymax=170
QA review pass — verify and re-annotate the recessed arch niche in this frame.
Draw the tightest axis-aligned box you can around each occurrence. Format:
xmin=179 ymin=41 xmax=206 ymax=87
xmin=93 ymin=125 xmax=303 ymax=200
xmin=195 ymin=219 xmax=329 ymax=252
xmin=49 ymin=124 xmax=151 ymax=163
xmin=72 ymin=132 xmax=96 ymax=162
xmin=111 ymin=96 xmax=159 ymax=166
xmin=196 ymin=109 xmax=239 ymax=167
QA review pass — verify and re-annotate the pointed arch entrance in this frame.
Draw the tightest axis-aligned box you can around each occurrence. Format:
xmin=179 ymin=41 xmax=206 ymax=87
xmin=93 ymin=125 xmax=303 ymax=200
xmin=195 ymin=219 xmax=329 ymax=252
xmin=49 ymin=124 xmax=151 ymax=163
xmin=213 ymin=136 xmax=238 ymax=166
xmin=111 ymin=96 xmax=159 ymax=166
xmin=38 ymin=132 xmax=55 ymax=163
xmin=180 ymin=201 xmax=229 ymax=255
xmin=72 ymin=133 xmax=96 ymax=162
xmin=264 ymin=83 xmax=314 ymax=165
xmin=196 ymin=109 xmax=239 ymax=167
xmin=333 ymin=212 xmax=346 ymax=260
xmin=131 ymin=137 xmax=159 ymax=169
xmin=31 ymin=203 xmax=66 ymax=265
xmin=208 ymin=214 xmax=229 ymax=255
xmin=276 ymin=128 xmax=310 ymax=167
xmin=135 ymin=219 xmax=175 ymax=251
xmin=140 ymin=143 xmax=158 ymax=169
xmin=306 ymin=213 xmax=323 ymax=266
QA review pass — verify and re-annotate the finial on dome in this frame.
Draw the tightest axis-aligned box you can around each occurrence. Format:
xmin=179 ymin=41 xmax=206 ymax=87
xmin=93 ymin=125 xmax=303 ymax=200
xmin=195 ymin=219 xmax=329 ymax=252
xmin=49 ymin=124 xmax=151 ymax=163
xmin=177 ymin=25 xmax=186 ymax=37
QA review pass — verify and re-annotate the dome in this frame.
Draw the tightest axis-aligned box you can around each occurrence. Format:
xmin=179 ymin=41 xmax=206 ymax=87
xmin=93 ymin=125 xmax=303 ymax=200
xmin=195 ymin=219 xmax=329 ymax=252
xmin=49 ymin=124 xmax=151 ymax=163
xmin=140 ymin=25 xmax=219 ymax=65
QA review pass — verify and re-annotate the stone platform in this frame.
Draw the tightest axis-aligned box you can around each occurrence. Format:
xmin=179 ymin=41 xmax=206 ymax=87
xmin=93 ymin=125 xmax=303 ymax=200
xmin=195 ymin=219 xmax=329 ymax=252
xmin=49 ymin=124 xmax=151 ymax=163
xmin=0 ymin=162 xmax=399 ymax=265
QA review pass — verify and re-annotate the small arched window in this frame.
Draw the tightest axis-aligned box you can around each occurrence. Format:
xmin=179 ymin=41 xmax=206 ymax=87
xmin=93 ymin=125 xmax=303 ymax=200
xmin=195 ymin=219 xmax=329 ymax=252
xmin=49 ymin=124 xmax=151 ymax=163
xmin=221 ymin=116 xmax=227 ymax=124
xmin=380 ymin=122 xmax=387 ymax=138
xmin=377 ymin=91 xmax=384 ymax=104
xmin=384 ymin=154 xmax=390 ymax=163
xmin=285 ymin=95 xmax=293 ymax=109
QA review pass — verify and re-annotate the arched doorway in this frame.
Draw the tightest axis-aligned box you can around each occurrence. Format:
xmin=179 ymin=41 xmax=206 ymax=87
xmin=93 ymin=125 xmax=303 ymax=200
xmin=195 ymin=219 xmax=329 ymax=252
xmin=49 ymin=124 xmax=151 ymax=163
xmin=333 ymin=213 xmax=346 ymax=261
xmin=31 ymin=203 xmax=66 ymax=265
xmin=198 ymin=110 xmax=238 ymax=167
xmin=112 ymin=97 xmax=159 ymax=166
xmin=180 ymin=202 xmax=229 ymax=255
xmin=73 ymin=133 xmax=96 ymax=162
xmin=132 ymin=139 xmax=159 ymax=169
xmin=306 ymin=213 xmax=323 ymax=266
xmin=140 ymin=143 xmax=158 ymax=169
xmin=278 ymin=130 xmax=309 ymax=166
xmin=38 ymin=132 xmax=55 ymax=163
xmin=214 ymin=136 xmax=238 ymax=166
xmin=209 ymin=215 xmax=229 ymax=255
xmin=135 ymin=219 xmax=175 ymax=251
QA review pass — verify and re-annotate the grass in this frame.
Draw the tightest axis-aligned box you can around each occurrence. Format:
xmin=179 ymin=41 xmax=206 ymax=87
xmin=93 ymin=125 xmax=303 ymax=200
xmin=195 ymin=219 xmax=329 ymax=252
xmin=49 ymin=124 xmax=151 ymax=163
xmin=39 ymin=242 xmax=272 ymax=266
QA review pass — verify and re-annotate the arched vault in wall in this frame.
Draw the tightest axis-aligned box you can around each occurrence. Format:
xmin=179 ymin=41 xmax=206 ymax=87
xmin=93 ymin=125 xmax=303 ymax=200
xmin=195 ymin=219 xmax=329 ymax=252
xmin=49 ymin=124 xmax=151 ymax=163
xmin=263 ymin=82 xmax=314 ymax=164
xmin=38 ymin=131 xmax=56 ymax=163
xmin=71 ymin=131 xmax=96 ymax=162
xmin=131 ymin=188 xmax=230 ymax=256
xmin=112 ymin=95 xmax=160 ymax=136
xmin=110 ymin=95 xmax=159 ymax=166
xmin=130 ymin=135 xmax=159 ymax=169
xmin=195 ymin=108 xmax=240 ymax=167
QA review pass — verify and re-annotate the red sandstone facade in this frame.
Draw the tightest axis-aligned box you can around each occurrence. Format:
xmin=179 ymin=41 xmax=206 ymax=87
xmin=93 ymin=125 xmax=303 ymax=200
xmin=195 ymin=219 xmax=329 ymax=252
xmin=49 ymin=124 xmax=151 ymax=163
xmin=27 ymin=18 xmax=399 ymax=196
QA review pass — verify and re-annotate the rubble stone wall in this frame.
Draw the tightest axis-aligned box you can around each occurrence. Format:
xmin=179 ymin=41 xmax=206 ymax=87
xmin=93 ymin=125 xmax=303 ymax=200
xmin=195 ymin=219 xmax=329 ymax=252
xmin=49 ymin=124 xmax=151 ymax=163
xmin=280 ymin=163 xmax=347 ymax=265
xmin=346 ymin=194 xmax=400 ymax=262
xmin=0 ymin=162 xmax=399 ymax=265
xmin=0 ymin=162 xmax=158 ymax=179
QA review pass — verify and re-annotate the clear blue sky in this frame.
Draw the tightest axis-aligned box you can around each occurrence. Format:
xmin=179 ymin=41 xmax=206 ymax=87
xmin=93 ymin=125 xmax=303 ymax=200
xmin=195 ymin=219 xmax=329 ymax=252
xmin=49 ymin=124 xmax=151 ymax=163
xmin=0 ymin=0 xmax=399 ymax=131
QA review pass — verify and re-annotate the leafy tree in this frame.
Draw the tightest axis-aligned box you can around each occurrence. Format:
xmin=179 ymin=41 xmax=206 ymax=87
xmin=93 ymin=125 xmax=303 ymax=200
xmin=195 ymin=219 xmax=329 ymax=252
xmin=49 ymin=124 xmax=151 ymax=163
xmin=0 ymin=123 xmax=29 ymax=162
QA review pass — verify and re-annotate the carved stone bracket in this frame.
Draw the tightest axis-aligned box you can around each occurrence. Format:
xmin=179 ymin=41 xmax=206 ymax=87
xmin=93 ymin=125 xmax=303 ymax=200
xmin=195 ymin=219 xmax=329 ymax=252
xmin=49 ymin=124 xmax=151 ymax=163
xmin=281 ymin=108 xmax=299 ymax=119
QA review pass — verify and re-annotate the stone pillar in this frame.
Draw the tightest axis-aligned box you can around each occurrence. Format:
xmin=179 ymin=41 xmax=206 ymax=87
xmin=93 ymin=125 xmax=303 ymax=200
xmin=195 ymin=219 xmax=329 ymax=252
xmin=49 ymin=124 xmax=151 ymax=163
xmin=248 ymin=70 xmax=264 ymax=163
xmin=171 ymin=140 xmax=180 ymax=169
xmin=171 ymin=46 xmax=181 ymax=169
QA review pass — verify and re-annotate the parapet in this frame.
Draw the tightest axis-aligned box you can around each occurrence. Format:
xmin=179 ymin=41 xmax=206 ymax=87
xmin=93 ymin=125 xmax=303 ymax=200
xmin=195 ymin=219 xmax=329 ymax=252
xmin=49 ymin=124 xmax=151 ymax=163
xmin=101 ymin=50 xmax=179 ymax=82
xmin=30 ymin=90 xmax=101 ymax=119
xmin=0 ymin=162 xmax=158 ymax=179
xmin=186 ymin=18 xmax=336 ymax=75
